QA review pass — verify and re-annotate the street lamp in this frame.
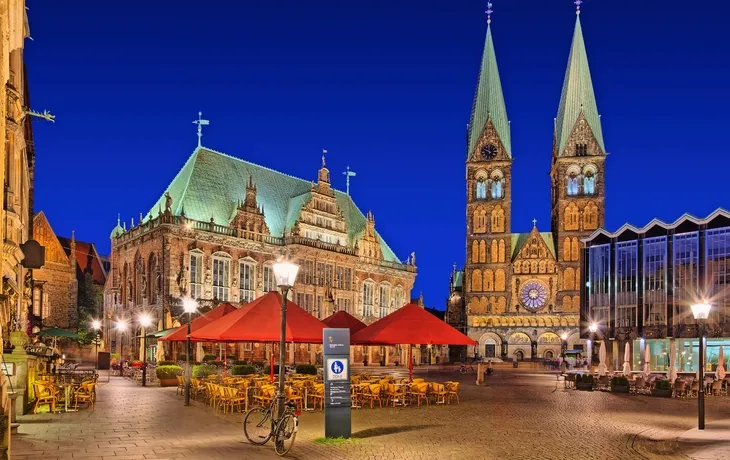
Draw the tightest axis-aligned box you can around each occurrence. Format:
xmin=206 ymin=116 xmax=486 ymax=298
xmin=691 ymin=302 xmax=712 ymax=430
xmin=273 ymin=259 xmax=300 ymax=431
xmin=139 ymin=313 xmax=153 ymax=387
xmin=587 ymin=323 xmax=598 ymax=366
xmin=91 ymin=319 xmax=102 ymax=371
xmin=182 ymin=297 xmax=198 ymax=406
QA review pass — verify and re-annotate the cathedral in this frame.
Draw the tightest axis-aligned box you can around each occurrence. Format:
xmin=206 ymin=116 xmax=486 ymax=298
xmin=446 ymin=9 xmax=606 ymax=362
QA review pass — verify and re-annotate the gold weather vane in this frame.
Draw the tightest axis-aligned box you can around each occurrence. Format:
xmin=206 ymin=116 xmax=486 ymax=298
xmin=486 ymin=2 xmax=493 ymax=24
xmin=575 ymin=0 xmax=583 ymax=14
xmin=193 ymin=111 xmax=210 ymax=148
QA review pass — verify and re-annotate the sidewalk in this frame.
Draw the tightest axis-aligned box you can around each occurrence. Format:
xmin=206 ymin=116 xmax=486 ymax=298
xmin=677 ymin=419 xmax=730 ymax=460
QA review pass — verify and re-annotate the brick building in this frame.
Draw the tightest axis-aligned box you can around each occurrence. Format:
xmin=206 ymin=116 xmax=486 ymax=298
xmin=105 ymin=147 xmax=416 ymax=364
xmin=447 ymin=10 xmax=604 ymax=361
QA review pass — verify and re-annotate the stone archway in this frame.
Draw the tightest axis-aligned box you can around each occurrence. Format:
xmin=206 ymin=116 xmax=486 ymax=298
xmin=508 ymin=332 xmax=532 ymax=360
xmin=478 ymin=331 xmax=503 ymax=359
xmin=537 ymin=332 xmax=561 ymax=360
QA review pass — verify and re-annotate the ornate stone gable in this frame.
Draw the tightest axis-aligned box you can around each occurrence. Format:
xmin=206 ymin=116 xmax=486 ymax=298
xmin=553 ymin=113 xmax=605 ymax=158
xmin=358 ymin=211 xmax=382 ymax=260
xmin=470 ymin=119 xmax=509 ymax=163
xmin=230 ymin=176 xmax=270 ymax=235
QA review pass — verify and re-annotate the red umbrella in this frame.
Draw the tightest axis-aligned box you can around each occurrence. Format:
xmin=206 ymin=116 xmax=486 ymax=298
xmin=322 ymin=310 xmax=367 ymax=334
xmin=351 ymin=303 xmax=476 ymax=380
xmin=191 ymin=291 xmax=327 ymax=382
xmin=159 ymin=302 xmax=238 ymax=342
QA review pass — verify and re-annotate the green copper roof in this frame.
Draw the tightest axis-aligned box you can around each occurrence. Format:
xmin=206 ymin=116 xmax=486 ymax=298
xmin=145 ymin=147 xmax=400 ymax=263
xmin=110 ymin=216 xmax=124 ymax=239
xmin=468 ymin=24 xmax=511 ymax=158
xmin=554 ymin=15 xmax=605 ymax=156
xmin=510 ymin=231 xmax=556 ymax=262
xmin=453 ymin=270 xmax=463 ymax=289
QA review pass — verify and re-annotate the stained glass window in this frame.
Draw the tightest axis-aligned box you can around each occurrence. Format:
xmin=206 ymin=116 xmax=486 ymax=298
xmin=519 ymin=281 xmax=548 ymax=311
xmin=476 ymin=180 xmax=487 ymax=200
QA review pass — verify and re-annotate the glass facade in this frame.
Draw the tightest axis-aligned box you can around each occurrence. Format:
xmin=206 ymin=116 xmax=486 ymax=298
xmin=633 ymin=338 xmax=730 ymax=373
xmin=643 ymin=236 xmax=667 ymax=326
xmin=673 ymin=232 xmax=699 ymax=325
xmin=587 ymin=244 xmax=610 ymax=327
xmin=707 ymin=228 xmax=730 ymax=324
xmin=615 ymin=241 xmax=637 ymax=328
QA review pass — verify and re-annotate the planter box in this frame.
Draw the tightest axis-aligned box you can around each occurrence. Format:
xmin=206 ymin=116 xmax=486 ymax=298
xmin=650 ymin=388 xmax=672 ymax=398
xmin=159 ymin=378 xmax=179 ymax=388
xmin=611 ymin=385 xmax=630 ymax=394
xmin=576 ymin=382 xmax=594 ymax=391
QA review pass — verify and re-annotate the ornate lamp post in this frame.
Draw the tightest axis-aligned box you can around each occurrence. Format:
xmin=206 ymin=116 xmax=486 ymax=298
xmin=91 ymin=319 xmax=102 ymax=370
xmin=272 ymin=260 xmax=300 ymax=427
xmin=182 ymin=297 xmax=198 ymax=406
xmin=691 ymin=302 xmax=711 ymax=430
xmin=139 ymin=313 xmax=153 ymax=387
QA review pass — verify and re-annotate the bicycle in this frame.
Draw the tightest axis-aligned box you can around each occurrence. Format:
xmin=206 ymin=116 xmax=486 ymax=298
xmin=244 ymin=398 xmax=300 ymax=456
xmin=459 ymin=362 xmax=476 ymax=374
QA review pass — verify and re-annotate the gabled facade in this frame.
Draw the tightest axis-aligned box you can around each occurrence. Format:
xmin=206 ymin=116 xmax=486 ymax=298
xmin=450 ymin=10 xmax=605 ymax=362
xmin=105 ymin=146 xmax=416 ymax=364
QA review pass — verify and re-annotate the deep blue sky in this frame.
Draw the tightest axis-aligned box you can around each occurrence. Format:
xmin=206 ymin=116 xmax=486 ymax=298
xmin=25 ymin=0 xmax=730 ymax=309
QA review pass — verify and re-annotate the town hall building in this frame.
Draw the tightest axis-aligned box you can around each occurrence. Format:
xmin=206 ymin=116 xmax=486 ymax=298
xmin=447 ymin=9 xmax=605 ymax=362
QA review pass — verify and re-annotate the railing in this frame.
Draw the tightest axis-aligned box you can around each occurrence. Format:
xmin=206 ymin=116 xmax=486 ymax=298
xmin=114 ymin=214 xmax=415 ymax=272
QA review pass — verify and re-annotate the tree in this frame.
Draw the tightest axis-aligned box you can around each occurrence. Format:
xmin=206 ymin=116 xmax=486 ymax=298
xmin=77 ymin=273 xmax=102 ymax=325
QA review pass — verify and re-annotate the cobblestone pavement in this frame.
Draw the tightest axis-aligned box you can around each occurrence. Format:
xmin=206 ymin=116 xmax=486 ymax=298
xmin=12 ymin=369 xmax=730 ymax=460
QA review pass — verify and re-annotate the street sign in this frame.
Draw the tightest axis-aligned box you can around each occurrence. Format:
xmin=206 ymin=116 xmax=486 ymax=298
xmin=323 ymin=328 xmax=351 ymax=438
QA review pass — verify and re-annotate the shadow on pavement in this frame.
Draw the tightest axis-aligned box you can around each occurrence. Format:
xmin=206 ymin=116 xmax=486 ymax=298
xmin=352 ymin=424 xmax=436 ymax=439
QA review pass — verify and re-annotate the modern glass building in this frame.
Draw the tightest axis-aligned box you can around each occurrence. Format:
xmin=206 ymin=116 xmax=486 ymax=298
xmin=580 ymin=209 xmax=730 ymax=374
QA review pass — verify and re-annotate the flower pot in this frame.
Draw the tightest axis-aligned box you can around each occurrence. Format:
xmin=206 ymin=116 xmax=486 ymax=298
xmin=576 ymin=382 xmax=593 ymax=391
xmin=611 ymin=385 xmax=630 ymax=394
xmin=159 ymin=378 xmax=179 ymax=387
xmin=650 ymin=388 xmax=672 ymax=398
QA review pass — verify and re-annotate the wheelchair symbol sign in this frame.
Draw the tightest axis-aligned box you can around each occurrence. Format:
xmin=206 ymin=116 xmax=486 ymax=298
xmin=326 ymin=358 xmax=348 ymax=381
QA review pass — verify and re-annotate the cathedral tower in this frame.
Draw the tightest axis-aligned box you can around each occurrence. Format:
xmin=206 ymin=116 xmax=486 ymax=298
xmin=465 ymin=17 xmax=512 ymax=322
xmin=551 ymin=11 xmax=606 ymax=315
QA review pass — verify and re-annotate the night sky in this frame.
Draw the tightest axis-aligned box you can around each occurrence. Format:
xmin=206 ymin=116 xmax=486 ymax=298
xmin=24 ymin=0 xmax=730 ymax=309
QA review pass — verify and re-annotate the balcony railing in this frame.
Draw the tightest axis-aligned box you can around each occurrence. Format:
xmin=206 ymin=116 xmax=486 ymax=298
xmin=113 ymin=214 xmax=414 ymax=272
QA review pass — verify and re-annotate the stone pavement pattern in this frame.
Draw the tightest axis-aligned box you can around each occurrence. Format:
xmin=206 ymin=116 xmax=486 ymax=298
xmin=12 ymin=370 xmax=730 ymax=460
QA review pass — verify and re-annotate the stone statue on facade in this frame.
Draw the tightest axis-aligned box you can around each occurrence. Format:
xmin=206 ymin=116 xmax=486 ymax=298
xmin=164 ymin=192 xmax=173 ymax=214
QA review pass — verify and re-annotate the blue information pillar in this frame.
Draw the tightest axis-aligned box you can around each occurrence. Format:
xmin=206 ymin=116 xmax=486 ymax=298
xmin=323 ymin=328 xmax=351 ymax=438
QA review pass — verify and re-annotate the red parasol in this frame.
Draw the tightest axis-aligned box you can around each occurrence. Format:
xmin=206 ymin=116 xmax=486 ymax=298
xmin=159 ymin=302 xmax=238 ymax=342
xmin=351 ymin=303 xmax=476 ymax=380
xmin=322 ymin=310 xmax=367 ymax=334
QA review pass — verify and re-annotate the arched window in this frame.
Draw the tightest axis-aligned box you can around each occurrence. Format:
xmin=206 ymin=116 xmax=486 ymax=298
xmin=495 ymin=269 xmax=505 ymax=291
xmin=571 ymin=238 xmax=580 ymax=261
xmin=562 ymin=295 xmax=572 ymax=311
xmin=563 ymin=237 xmax=571 ymax=262
xmin=564 ymin=203 xmax=580 ymax=231
xmin=476 ymin=180 xmax=487 ymax=200
xmin=491 ymin=206 xmax=505 ymax=233
xmin=491 ymin=240 xmax=498 ymax=263
xmin=583 ymin=202 xmax=599 ymax=230
xmin=490 ymin=170 xmax=504 ymax=199
xmin=583 ymin=171 xmax=596 ymax=195
xmin=566 ymin=172 xmax=580 ymax=196
xmin=473 ymin=206 xmax=487 ymax=233
xmin=483 ymin=269 xmax=494 ymax=291
xmin=134 ymin=254 xmax=145 ymax=305
xmin=498 ymin=239 xmax=505 ymax=262
xmin=472 ymin=269 xmax=483 ymax=292
xmin=148 ymin=254 xmax=159 ymax=305
xmin=564 ymin=268 xmax=575 ymax=290
xmin=471 ymin=240 xmax=479 ymax=263
xmin=479 ymin=240 xmax=487 ymax=263
xmin=479 ymin=297 xmax=488 ymax=314
xmin=497 ymin=297 xmax=506 ymax=313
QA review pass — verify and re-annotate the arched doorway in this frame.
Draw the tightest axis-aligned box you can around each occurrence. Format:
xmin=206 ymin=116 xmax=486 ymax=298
xmin=544 ymin=350 xmax=554 ymax=359
xmin=508 ymin=332 xmax=532 ymax=360
xmin=478 ymin=332 xmax=503 ymax=359
xmin=515 ymin=350 xmax=524 ymax=361
xmin=537 ymin=332 xmax=561 ymax=360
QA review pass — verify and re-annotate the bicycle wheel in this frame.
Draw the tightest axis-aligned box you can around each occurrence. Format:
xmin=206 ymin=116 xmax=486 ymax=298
xmin=243 ymin=407 xmax=273 ymax=445
xmin=273 ymin=414 xmax=297 ymax=456
xmin=459 ymin=366 xmax=467 ymax=374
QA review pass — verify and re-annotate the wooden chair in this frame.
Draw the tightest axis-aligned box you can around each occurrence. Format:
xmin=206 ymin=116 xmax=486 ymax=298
xmin=430 ymin=383 xmax=447 ymax=405
xmin=411 ymin=383 xmax=429 ymax=407
xmin=285 ymin=387 xmax=303 ymax=411
xmin=446 ymin=382 xmax=460 ymax=404
xmin=711 ymin=380 xmax=725 ymax=396
xmin=363 ymin=384 xmax=382 ymax=408
xmin=74 ymin=382 xmax=95 ymax=410
xmin=33 ymin=383 xmax=57 ymax=414
xmin=176 ymin=375 xmax=185 ymax=396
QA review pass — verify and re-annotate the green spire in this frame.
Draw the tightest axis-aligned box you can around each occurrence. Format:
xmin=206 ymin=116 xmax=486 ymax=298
xmin=110 ymin=214 xmax=124 ymax=238
xmin=468 ymin=24 xmax=510 ymax=158
xmin=554 ymin=15 xmax=605 ymax=157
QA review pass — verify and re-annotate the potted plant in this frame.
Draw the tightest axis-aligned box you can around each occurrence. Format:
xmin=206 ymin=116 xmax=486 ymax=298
xmin=192 ymin=364 xmax=218 ymax=379
xmin=230 ymin=365 xmax=256 ymax=376
xmin=295 ymin=364 xmax=317 ymax=375
xmin=651 ymin=379 xmax=673 ymax=398
xmin=156 ymin=365 xmax=184 ymax=387
xmin=611 ymin=376 xmax=630 ymax=393
xmin=576 ymin=374 xmax=594 ymax=391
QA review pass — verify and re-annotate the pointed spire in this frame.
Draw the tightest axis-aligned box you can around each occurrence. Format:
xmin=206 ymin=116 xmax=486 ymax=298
xmin=554 ymin=13 xmax=605 ymax=157
xmin=117 ymin=214 xmax=121 ymax=226
xmin=467 ymin=3 xmax=510 ymax=158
